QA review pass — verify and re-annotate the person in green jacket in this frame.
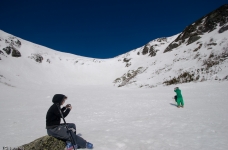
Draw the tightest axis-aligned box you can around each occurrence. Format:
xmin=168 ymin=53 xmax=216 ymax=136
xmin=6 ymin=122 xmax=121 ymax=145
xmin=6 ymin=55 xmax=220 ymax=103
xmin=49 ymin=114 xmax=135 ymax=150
xmin=174 ymin=87 xmax=184 ymax=108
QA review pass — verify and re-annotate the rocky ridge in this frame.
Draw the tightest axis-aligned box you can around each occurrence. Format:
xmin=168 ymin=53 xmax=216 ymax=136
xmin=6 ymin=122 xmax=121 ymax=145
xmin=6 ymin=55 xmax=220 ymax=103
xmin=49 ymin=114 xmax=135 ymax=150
xmin=113 ymin=4 xmax=228 ymax=88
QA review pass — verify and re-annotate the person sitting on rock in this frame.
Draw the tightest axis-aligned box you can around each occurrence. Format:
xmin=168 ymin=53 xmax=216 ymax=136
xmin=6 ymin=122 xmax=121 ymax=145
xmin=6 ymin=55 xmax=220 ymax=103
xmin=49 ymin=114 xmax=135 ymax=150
xmin=46 ymin=94 xmax=93 ymax=149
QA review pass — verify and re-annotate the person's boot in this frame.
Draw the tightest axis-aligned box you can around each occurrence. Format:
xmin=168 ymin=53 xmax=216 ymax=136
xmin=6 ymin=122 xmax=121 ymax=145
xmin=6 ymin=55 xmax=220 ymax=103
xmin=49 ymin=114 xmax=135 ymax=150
xmin=86 ymin=142 xmax=93 ymax=149
xmin=66 ymin=141 xmax=77 ymax=150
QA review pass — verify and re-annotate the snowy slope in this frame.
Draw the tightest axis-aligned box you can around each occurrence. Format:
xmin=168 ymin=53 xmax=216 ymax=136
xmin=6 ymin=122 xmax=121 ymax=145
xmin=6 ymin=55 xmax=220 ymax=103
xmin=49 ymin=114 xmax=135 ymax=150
xmin=0 ymin=30 xmax=179 ymax=88
xmin=114 ymin=27 xmax=228 ymax=88
xmin=0 ymin=30 xmax=126 ymax=87
xmin=1 ymin=25 xmax=227 ymax=89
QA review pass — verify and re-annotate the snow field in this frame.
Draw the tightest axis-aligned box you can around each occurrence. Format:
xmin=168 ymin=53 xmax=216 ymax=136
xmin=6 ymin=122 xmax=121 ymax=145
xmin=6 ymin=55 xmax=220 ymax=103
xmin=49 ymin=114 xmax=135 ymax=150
xmin=0 ymin=81 xmax=228 ymax=150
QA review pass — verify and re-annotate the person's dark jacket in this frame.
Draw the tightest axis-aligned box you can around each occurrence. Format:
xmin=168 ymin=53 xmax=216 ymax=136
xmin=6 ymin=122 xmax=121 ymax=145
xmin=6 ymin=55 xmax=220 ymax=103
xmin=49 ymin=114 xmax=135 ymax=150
xmin=46 ymin=94 xmax=70 ymax=129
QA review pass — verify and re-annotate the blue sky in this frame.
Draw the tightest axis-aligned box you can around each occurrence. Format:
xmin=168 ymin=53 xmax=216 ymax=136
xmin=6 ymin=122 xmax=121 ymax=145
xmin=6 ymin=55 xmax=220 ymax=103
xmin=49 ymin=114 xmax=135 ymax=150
xmin=0 ymin=0 xmax=227 ymax=58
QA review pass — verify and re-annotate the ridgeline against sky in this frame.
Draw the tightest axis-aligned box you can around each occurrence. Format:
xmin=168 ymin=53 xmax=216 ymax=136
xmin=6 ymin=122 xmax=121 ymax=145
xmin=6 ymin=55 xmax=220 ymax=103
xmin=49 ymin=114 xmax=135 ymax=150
xmin=0 ymin=0 xmax=227 ymax=58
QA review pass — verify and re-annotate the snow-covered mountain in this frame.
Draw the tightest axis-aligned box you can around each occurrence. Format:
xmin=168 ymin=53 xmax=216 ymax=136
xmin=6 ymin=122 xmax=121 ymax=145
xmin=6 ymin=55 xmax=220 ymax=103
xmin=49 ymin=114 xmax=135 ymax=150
xmin=0 ymin=4 xmax=228 ymax=88
xmin=1 ymin=5 xmax=228 ymax=150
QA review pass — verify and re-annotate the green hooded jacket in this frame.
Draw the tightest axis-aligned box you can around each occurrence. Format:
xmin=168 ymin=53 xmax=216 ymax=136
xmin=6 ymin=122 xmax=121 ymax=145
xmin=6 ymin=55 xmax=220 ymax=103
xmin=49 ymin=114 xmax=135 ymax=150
xmin=174 ymin=88 xmax=183 ymax=98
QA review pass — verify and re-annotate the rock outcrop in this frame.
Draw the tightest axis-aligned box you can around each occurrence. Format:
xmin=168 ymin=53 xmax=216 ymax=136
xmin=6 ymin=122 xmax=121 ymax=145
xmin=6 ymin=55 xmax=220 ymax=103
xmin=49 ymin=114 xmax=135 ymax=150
xmin=113 ymin=67 xmax=147 ymax=87
xmin=12 ymin=49 xmax=21 ymax=57
xmin=3 ymin=46 xmax=13 ymax=55
xmin=28 ymin=53 xmax=44 ymax=63
xmin=164 ymin=4 xmax=228 ymax=53
xmin=141 ymin=38 xmax=167 ymax=57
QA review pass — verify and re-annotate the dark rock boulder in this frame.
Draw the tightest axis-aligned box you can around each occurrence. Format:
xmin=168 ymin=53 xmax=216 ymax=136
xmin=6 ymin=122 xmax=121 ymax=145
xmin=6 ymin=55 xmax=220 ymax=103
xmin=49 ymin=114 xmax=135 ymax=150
xmin=142 ymin=44 xmax=157 ymax=57
xmin=142 ymin=44 xmax=150 ymax=55
xmin=0 ymin=50 xmax=5 ymax=55
xmin=187 ymin=35 xmax=201 ymax=45
xmin=156 ymin=37 xmax=167 ymax=42
xmin=219 ymin=24 xmax=228 ymax=33
xmin=19 ymin=135 xmax=66 ymax=150
xmin=2 ymin=46 xmax=21 ymax=57
xmin=47 ymin=59 xmax=51 ymax=63
xmin=164 ymin=4 xmax=228 ymax=53
xmin=123 ymin=58 xmax=131 ymax=62
xmin=148 ymin=46 xmax=157 ymax=57
xmin=3 ymin=46 xmax=13 ymax=55
xmin=12 ymin=49 xmax=21 ymax=57
xmin=15 ymin=39 xmax=22 ymax=47
xmin=28 ymin=54 xmax=43 ymax=63
xmin=223 ymin=75 xmax=228 ymax=80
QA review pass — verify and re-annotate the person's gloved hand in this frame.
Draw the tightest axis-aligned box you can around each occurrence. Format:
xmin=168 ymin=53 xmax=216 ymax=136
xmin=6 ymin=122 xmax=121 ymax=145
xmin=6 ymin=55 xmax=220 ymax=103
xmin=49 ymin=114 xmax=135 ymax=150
xmin=66 ymin=104 xmax=72 ymax=110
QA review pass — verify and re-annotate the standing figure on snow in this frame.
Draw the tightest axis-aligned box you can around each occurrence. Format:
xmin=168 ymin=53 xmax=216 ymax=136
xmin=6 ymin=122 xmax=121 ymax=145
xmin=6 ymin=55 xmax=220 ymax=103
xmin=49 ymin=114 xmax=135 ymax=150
xmin=46 ymin=94 xmax=93 ymax=149
xmin=174 ymin=87 xmax=184 ymax=108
